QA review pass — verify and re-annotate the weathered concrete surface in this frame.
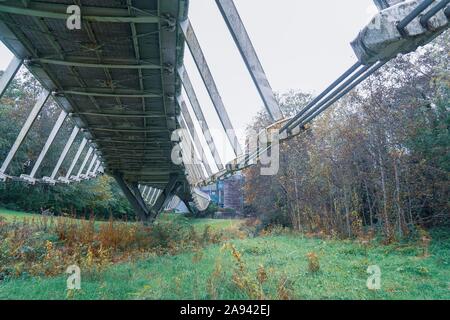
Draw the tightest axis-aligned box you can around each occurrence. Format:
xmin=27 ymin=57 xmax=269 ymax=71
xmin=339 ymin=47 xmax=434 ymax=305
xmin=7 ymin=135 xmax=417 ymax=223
xmin=192 ymin=188 xmax=211 ymax=212
xmin=352 ymin=0 xmax=449 ymax=65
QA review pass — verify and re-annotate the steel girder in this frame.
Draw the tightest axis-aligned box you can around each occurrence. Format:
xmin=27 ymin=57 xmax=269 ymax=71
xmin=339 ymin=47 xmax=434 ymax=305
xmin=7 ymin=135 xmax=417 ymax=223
xmin=0 ymin=90 xmax=51 ymax=181
xmin=178 ymin=66 xmax=224 ymax=170
xmin=42 ymin=126 xmax=80 ymax=184
xmin=214 ymin=0 xmax=283 ymax=121
xmin=180 ymin=19 xmax=243 ymax=157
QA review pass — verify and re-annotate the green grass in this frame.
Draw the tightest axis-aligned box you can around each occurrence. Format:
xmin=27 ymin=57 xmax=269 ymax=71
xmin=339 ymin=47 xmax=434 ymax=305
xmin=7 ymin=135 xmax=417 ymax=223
xmin=0 ymin=209 xmax=242 ymax=229
xmin=0 ymin=207 xmax=128 ymax=227
xmin=0 ymin=208 xmax=40 ymax=221
xmin=1 ymin=223 xmax=448 ymax=300
xmin=175 ymin=216 xmax=242 ymax=231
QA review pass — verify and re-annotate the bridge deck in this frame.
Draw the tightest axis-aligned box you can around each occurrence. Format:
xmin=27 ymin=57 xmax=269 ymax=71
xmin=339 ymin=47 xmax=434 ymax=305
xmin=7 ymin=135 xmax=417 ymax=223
xmin=0 ymin=0 xmax=188 ymax=191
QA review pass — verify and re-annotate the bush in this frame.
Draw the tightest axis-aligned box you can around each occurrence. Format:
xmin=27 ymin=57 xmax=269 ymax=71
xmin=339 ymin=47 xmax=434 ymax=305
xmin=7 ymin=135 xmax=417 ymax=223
xmin=306 ymin=252 xmax=320 ymax=273
xmin=0 ymin=215 xmax=233 ymax=279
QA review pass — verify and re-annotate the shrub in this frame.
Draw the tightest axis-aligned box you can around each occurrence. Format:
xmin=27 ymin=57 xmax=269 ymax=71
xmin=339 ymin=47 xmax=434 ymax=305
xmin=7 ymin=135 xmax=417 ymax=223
xmin=306 ymin=252 xmax=320 ymax=273
xmin=0 ymin=215 xmax=232 ymax=280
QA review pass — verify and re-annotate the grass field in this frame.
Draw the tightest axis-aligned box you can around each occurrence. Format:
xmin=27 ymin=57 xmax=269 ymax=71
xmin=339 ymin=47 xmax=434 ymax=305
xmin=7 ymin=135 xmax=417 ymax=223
xmin=177 ymin=216 xmax=243 ymax=231
xmin=0 ymin=208 xmax=129 ymax=227
xmin=0 ymin=209 xmax=449 ymax=300
xmin=0 ymin=208 xmax=38 ymax=221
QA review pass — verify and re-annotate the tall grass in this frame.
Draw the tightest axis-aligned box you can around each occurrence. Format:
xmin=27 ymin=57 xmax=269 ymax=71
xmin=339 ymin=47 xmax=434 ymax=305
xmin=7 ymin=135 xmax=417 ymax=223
xmin=0 ymin=214 xmax=242 ymax=281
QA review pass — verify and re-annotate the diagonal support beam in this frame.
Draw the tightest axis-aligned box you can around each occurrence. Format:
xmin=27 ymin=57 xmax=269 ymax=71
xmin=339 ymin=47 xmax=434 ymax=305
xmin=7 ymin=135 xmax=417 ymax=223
xmin=74 ymin=147 xmax=93 ymax=180
xmin=21 ymin=109 xmax=68 ymax=183
xmin=177 ymin=96 xmax=213 ymax=177
xmin=151 ymin=190 xmax=162 ymax=207
xmin=147 ymin=188 xmax=155 ymax=202
xmin=113 ymin=174 xmax=150 ymax=222
xmin=373 ymin=0 xmax=389 ymax=10
xmin=90 ymin=160 xmax=101 ymax=177
xmin=43 ymin=126 xmax=80 ymax=184
xmin=178 ymin=127 xmax=205 ymax=184
xmin=145 ymin=187 xmax=153 ymax=202
xmin=180 ymin=19 xmax=243 ymax=157
xmin=147 ymin=188 xmax=155 ymax=204
xmin=0 ymin=89 xmax=50 ymax=181
xmin=152 ymin=174 xmax=180 ymax=217
xmin=0 ymin=56 xmax=22 ymax=98
xmin=61 ymin=137 xmax=87 ymax=182
xmin=83 ymin=154 xmax=98 ymax=179
xmin=131 ymin=183 xmax=149 ymax=213
xmin=183 ymin=200 xmax=195 ymax=215
xmin=215 ymin=0 xmax=283 ymax=121
xmin=178 ymin=66 xmax=224 ymax=170
xmin=140 ymin=185 xmax=148 ymax=198
xmin=149 ymin=188 xmax=159 ymax=205
xmin=179 ymin=117 xmax=211 ymax=178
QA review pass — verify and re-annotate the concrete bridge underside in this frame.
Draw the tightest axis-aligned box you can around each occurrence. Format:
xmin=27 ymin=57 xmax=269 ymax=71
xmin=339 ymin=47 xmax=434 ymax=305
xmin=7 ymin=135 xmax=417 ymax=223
xmin=0 ymin=0 xmax=192 ymax=219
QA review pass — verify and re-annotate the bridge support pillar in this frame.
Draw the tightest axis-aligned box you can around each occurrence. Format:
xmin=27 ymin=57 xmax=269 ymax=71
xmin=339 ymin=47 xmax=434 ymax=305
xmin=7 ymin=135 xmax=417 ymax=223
xmin=82 ymin=154 xmax=98 ymax=180
xmin=114 ymin=174 xmax=151 ymax=222
xmin=182 ymin=199 xmax=195 ymax=215
xmin=90 ymin=160 xmax=101 ymax=178
xmin=43 ymin=126 xmax=80 ymax=184
xmin=152 ymin=174 xmax=181 ymax=219
xmin=72 ymin=147 xmax=93 ymax=181
xmin=130 ymin=183 xmax=149 ymax=215
xmin=60 ymin=138 xmax=87 ymax=183
xmin=0 ymin=89 xmax=50 ymax=181
xmin=21 ymin=110 xmax=68 ymax=184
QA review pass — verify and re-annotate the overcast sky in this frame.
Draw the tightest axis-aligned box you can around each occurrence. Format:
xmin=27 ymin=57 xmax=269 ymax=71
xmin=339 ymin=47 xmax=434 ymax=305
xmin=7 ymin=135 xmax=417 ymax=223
xmin=0 ymin=0 xmax=378 ymax=167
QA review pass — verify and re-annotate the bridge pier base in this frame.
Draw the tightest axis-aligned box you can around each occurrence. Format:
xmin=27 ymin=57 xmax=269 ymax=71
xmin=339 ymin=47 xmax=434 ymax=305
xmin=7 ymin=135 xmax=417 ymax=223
xmin=113 ymin=174 xmax=151 ymax=222
xmin=151 ymin=174 xmax=181 ymax=220
xmin=182 ymin=200 xmax=195 ymax=215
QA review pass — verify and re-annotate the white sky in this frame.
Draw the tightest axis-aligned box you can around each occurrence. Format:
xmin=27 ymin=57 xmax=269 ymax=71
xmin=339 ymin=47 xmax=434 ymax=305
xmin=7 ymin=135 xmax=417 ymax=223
xmin=0 ymin=0 xmax=378 ymax=169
